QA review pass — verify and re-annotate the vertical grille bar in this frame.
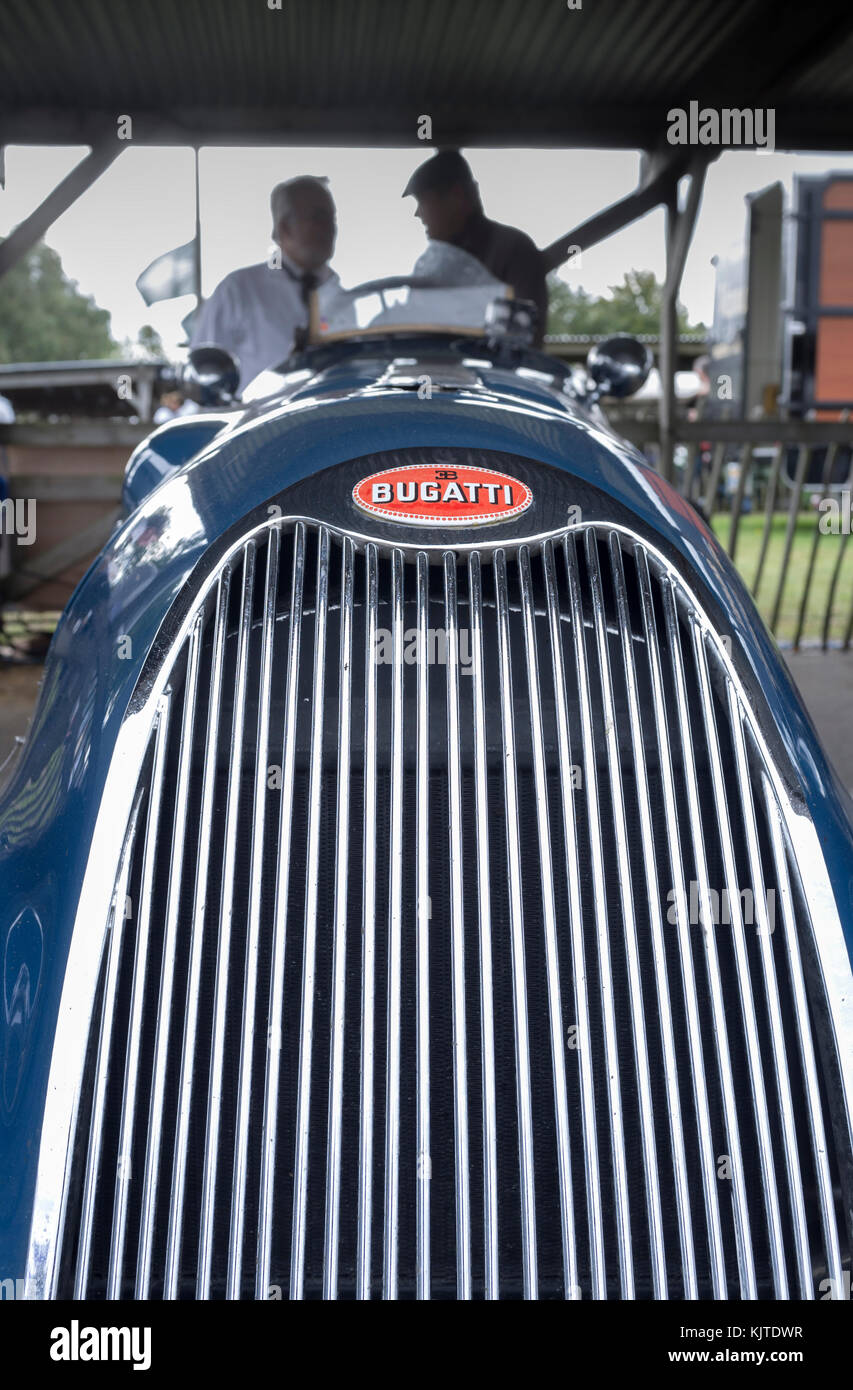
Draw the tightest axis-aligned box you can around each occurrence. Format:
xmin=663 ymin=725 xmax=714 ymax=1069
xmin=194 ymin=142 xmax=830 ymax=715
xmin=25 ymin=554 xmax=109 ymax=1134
xmin=761 ymin=773 xmax=845 ymax=1294
xmin=468 ymin=550 xmax=499 ymax=1300
xmin=255 ymin=524 xmax=305 ymax=1299
xmin=356 ymin=542 xmax=379 ymax=1300
xmin=494 ymin=547 xmax=538 ymax=1299
xmin=444 ymin=551 xmax=472 ymax=1299
xmin=415 ymin=551 xmax=431 ymax=1299
xmin=586 ymin=533 xmax=667 ymax=1297
xmin=689 ymin=617 xmax=788 ymax=1297
xmin=106 ymin=689 xmax=173 ymax=1299
xmin=227 ymin=529 xmax=281 ymax=1298
xmin=136 ymin=615 xmax=205 ymax=1298
xmin=660 ymin=577 xmax=757 ymax=1298
xmin=608 ymin=535 xmax=697 ymax=1298
xmin=382 ymin=549 xmax=405 ymax=1299
xmin=290 ymin=526 xmax=331 ymax=1299
xmin=635 ymin=546 xmax=727 ymax=1296
xmin=565 ymin=532 xmax=634 ymax=1299
xmin=197 ymin=541 xmax=257 ymax=1299
xmin=323 ymin=536 xmax=355 ymax=1298
xmin=74 ymin=791 xmax=143 ymax=1298
xmin=517 ymin=544 xmax=577 ymax=1298
xmin=725 ymin=683 xmax=812 ymax=1296
xmin=165 ymin=567 xmax=233 ymax=1299
xmin=543 ymin=538 xmax=606 ymax=1299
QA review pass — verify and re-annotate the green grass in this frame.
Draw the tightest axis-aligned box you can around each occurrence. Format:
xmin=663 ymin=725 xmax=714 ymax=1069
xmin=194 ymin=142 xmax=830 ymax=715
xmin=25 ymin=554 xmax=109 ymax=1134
xmin=1 ymin=522 xmax=850 ymax=652
xmin=710 ymin=510 xmax=853 ymax=646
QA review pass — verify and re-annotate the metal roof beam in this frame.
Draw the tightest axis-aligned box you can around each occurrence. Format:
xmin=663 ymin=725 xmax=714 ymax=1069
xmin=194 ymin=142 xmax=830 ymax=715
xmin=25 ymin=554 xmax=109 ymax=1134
xmin=3 ymin=103 xmax=851 ymax=151
xmin=541 ymin=149 xmax=701 ymax=273
xmin=0 ymin=140 xmax=122 ymax=279
xmin=683 ymin=0 xmax=850 ymax=102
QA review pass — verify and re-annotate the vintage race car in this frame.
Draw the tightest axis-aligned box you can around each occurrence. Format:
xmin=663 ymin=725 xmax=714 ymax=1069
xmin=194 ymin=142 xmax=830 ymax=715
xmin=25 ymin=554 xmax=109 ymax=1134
xmin=1 ymin=265 xmax=851 ymax=1301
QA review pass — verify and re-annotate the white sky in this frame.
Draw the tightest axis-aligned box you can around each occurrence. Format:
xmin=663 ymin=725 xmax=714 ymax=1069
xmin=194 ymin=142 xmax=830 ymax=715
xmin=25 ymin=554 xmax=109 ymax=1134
xmin=3 ymin=144 xmax=853 ymax=358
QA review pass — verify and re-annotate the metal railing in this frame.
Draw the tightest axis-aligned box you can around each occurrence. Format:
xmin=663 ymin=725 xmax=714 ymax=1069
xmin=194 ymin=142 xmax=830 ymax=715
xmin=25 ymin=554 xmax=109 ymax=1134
xmin=615 ymin=417 xmax=853 ymax=650
xmin=4 ymin=413 xmax=853 ymax=648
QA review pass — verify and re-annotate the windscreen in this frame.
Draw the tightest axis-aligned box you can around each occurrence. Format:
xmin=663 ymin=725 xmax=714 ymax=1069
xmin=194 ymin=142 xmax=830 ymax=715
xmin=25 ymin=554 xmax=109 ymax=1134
xmin=315 ymin=243 xmax=508 ymax=341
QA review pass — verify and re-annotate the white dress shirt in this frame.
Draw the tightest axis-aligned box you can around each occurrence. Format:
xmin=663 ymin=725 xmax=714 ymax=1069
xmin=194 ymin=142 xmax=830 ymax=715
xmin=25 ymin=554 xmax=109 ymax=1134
xmin=192 ymin=255 xmax=339 ymax=392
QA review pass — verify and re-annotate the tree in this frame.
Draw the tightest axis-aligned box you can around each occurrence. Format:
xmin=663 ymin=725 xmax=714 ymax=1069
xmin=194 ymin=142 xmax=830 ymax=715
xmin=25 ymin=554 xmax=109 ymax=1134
xmin=546 ymin=269 xmax=706 ymax=338
xmin=0 ymin=240 xmax=120 ymax=363
xmin=127 ymin=323 xmax=166 ymax=361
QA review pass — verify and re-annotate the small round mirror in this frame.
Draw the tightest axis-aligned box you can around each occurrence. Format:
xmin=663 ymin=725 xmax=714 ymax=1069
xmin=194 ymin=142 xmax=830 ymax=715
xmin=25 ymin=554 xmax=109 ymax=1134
xmin=586 ymin=335 xmax=652 ymax=399
xmin=181 ymin=344 xmax=240 ymax=406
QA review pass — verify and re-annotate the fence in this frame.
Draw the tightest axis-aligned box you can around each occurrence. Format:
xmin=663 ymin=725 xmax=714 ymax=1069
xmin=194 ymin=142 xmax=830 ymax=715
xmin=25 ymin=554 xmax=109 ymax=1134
xmin=3 ymin=415 xmax=853 ymax=649
xmin=614 ymin=416 xmax=853 ymax=650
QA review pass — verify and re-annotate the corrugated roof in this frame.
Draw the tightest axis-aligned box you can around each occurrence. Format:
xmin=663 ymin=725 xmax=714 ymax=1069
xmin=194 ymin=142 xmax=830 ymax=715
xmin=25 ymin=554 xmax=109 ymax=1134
xmin=0 ymin=0 xmax=850 ymax=149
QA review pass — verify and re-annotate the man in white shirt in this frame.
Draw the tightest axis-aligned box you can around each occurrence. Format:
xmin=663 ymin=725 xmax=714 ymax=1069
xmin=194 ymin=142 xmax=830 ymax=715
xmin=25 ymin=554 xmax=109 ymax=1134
xmin=192 ymin=175 xmax=339 ymax=392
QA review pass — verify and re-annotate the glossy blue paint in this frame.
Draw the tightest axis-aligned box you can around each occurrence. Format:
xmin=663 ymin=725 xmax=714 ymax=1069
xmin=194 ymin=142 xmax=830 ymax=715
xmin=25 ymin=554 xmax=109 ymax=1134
xmin=1 ymin=340 xmax=851 ymax=1280
xmin=122 ymin=411 xmax=234 ymax=512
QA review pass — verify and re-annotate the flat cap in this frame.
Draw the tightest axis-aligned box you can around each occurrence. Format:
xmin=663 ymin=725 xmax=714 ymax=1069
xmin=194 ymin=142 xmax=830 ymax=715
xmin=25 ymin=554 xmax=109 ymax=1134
xmin=402 ymin=149 xmax=475 ymax=198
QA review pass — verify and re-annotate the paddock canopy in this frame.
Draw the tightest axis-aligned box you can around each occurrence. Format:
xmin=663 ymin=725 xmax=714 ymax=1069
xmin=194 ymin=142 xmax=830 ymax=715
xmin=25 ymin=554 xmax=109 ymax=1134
xmin=0 ymin=0 xmax=850 ymax=151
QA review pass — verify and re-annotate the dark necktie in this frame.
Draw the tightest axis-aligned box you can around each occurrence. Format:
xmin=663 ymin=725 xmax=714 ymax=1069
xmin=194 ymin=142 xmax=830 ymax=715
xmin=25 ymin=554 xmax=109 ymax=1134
xmin=281 ymin=261 xmax=319 ymax=311
xmin=283 ymin=267 xmax=319 ymax=352
xmin=299 ymin=271 xmax=319 ymax=310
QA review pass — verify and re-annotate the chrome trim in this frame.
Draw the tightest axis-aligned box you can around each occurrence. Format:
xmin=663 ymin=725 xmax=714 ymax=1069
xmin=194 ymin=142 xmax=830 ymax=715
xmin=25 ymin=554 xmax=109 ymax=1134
xmin=255 ymin=524 xmax=305 ymax=1300
xmin=608 ymin=535 xmax=697 ymax=1299
xmin=356 ymin=541 xmax=379 ymax=1300
xmin=415 ymin=550 xmax=431 ymax=1300
xmin=290 ymin=527 xmax=330 ymax=1300
xmin=24 ymin=512 xmax=853 ymax=1302
xmin=725 ymin=678 xmax=809 ymax=1297
xmin=635 ymin=547 xmax=727 ymax=1297
xmin=165 ymin=569 xmax=232 ymax=1299
xmin=73 ymin=791 xmax=143 ymax=1299
xmin=494 ymin=547 xmax=538 ymax=1300
xmin=761 ymin=773 xmax=845 ymax=1296
xmin=197 ymin=541 xmax=257 ymax=1300
xmin=444 ymin=550 xmax=472 ymax=1299
xmin=585 ymin=531 xmax=666 ymax=1298
xmin=518 ymin=544 xmax=577 ymax=1298
xmin=228 ymin=531 xmax=280 ymax=1299
xmin=690 ymin=619 xmax=786 ymax=1298
xmin=136 ymin=615 xmax=204 ymax=1300
xmin=382 ymin=548 xmax=405 ymax=1300
xmin=661 ymin=575 xmax=757 ymax=1299
xmin=543 ymin=537 xmax=605 ymax=1299
xmin=106 ymin=690 xmax=172 ymax=1300
xmin=468 ymin=550 xmax=499 ymax=1300
xmin=323 ymin=536 xmax=355 ymax=1298
xmin=566 ymin=532 xmax=634 ymax=1300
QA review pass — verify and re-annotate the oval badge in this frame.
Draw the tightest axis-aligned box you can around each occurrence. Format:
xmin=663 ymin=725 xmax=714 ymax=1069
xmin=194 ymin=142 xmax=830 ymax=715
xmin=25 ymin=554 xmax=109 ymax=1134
xmin=352 ymin=463 xmax=533 ymax=527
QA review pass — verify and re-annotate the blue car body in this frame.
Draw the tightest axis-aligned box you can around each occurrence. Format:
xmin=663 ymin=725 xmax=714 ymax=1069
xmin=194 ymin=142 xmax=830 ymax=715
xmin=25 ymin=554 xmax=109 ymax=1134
xmin=1 ymin=337 xmax=851 ymax=1291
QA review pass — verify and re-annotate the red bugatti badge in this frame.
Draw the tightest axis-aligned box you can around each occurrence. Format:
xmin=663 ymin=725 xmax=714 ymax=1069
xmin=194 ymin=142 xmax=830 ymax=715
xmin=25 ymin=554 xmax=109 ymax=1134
xmin=352 ymin=463 xmax=533 ymax=526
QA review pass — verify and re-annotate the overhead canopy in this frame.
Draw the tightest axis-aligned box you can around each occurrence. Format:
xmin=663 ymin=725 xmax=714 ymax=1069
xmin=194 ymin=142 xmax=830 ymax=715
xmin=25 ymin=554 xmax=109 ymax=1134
xmin=0 ymin=0 xmax=851 ymax=151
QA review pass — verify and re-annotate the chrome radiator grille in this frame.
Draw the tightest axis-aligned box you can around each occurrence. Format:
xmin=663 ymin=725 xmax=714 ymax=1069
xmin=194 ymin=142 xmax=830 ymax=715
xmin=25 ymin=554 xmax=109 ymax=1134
xmin=55 ymin=520 xmax=849 ymax=1298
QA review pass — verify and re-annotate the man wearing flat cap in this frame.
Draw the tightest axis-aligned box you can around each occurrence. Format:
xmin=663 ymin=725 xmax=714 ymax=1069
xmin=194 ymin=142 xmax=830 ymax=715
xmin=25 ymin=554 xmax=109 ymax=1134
xmin=403 ymin=150 xmax=548 ymax=343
